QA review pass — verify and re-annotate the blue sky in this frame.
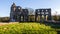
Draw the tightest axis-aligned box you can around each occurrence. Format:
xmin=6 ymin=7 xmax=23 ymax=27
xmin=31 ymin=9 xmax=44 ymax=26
xmin=0 ymin=0 xmax=60 ymax=17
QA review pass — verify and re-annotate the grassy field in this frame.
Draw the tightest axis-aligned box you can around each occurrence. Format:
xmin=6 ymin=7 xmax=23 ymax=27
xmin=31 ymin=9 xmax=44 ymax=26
xmin=0 ymin=22 xmax=58 ymax=34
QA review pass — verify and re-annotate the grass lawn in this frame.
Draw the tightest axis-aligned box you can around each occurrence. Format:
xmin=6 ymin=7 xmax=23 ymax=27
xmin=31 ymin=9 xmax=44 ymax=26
xmin=0 ymin=22 xmax=57 ymax=34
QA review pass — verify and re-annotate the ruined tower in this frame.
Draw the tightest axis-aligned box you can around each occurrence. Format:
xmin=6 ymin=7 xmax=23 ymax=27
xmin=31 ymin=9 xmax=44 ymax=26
xmin=10 ymin=3 xmax=16 ymax=22
xmin=10 ymin=3 xmax=29 ymax=22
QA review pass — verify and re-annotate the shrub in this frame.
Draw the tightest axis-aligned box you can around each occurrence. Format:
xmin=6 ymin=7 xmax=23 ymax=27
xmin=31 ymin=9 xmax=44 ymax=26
xmin=0 ymin=23 xmax=57 ymax=34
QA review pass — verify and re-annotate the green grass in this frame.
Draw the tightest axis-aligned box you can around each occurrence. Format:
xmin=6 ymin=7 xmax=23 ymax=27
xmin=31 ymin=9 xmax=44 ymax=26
xmin=0 ymin=22 xmax=57 ymax=34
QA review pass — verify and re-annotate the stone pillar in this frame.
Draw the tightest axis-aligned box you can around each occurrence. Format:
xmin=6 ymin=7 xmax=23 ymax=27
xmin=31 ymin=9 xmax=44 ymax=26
xmin=44 ymin=15 xmax=46 ymax=21
xmin=23 ymin=16 xmax=24 ymax=21
xmin=40 ymin=15 xmax=42 ymax=22
xmin=35 ymin=11 xmax=37 ymax=22
xmin=19 ymin=15 xmax=21 ymax=22
xmin=26 ymin=15 xmax=28 ymax=22
xmin=35 ymin=15 xmax=36 ymax=22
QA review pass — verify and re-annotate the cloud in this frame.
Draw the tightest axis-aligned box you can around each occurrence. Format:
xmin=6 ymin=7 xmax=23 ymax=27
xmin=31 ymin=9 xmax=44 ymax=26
xmin=52 ymin=9 xmax=60 ymax=15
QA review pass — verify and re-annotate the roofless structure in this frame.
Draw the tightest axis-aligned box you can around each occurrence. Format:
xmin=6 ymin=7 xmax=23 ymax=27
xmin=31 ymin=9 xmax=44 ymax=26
xmin=10 ymin=3 xmax=52 ymax=22
xmin=35 ymin=8 xmax=51 ymax=22
xmin=10 ymin=3 xmax=29 ymax=22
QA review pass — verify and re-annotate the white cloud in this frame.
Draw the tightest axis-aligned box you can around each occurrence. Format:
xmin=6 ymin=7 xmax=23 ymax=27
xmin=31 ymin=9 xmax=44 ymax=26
xmin=52 ymin=9 xmax=60 ymax=15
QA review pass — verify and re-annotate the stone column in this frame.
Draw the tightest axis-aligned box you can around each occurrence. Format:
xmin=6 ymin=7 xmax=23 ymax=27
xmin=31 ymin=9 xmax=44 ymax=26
xmin=19 ymin=15 xmax=21 ymax=22
xmin=44 ymin=15 xmax=46 ymax=21
xmin=35 ymin=15 xmax=37 ymax=22
xmin=40 ymin=15 xmax=42 ymax=22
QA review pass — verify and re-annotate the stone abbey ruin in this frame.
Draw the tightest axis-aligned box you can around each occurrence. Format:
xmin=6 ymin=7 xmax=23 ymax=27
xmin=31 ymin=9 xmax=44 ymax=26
xmin=35 ymin=9 xmax=51 ymax=22
xmin=10 ymin=3 xmax=29 ymax=22
xmin=10 ymin=3 xmax=52 ymax=22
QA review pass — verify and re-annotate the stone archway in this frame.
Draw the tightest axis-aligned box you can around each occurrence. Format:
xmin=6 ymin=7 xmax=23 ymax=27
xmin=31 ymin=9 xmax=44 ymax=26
xmin=35 ymin=8 xmax=51 ymax=22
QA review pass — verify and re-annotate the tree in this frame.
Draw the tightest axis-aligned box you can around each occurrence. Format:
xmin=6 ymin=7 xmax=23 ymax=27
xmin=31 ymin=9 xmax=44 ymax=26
xmin=25 ymin=8 xmax=35 ymax=21
xmin=53 ymin=11 xmax=59 ymax=21
xmin=25 ymin=8 xmax=34 ymax=15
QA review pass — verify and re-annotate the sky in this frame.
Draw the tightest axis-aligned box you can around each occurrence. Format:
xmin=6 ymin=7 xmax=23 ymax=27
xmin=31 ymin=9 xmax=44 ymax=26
xmin=0 ymin=0 xmax=60 ymax=17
